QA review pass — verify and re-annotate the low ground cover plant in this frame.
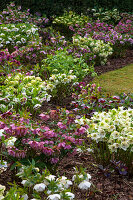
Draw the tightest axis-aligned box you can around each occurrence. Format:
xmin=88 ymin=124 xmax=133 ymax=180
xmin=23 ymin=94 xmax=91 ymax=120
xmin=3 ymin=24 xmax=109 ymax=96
xmin=0 ymin=108 xmax=87 ymax=173
xmin=71 ymin=20 xmax=133 ymax=57
xmin=0 ymin=71 xmax=78 ymax=113
xmin=53 ymin=11 xmax=90 ymax=29
xmin=11 ymin=41 xmax=46 ymax=65
xmin=2 ymin=163 xmax=92 ymax=199
xmin=0 ymin=73 xmax=51 ymax=113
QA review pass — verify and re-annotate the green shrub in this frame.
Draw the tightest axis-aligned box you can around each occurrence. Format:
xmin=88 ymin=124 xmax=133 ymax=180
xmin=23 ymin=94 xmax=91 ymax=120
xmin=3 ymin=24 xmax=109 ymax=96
xmin=42 ymin=49 xmax=95 ymax=81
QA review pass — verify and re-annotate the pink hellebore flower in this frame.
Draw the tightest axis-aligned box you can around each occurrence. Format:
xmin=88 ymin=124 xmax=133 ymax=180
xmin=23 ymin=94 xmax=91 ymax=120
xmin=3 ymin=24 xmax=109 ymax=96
xmin=78 ymin=127 xmax=86 ymax=134
xmin=39 ymin=113 xmax=50 ymax=121
xmin=112 ymin=96 xmax=120 ymax=101
xmin=51 ymin=158 xmax=59 ymax=164
xmin=57 ymin=122 xmax=67 ymax=129
xmin=98 ymin=98 xmax=106 ymax=103
xmin=58 ymin=142 xmax=66 ymax=148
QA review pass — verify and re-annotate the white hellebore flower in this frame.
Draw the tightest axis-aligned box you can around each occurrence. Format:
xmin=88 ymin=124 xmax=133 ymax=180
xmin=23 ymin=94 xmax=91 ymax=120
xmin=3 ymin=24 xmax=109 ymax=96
xmin=57 ymin=176 xmax=72 ymax=189
xmin=86 ymin=173 xmax=91 ymax=181
xmin=21 ymin=38 xmax=26 ymax=43
xmin=47 ymin=194 xmax=61 ymax=200
xmin=72 ymin=173 xmax=91 ymax=182
xmin=21 ymin=194 xmax=28 ymax=200
xmin=6 ymin=41 xmax=10 ymax=44
xmin=45 ymin=175 xmax=56 ymax=181
xmin=33 ymin=183 xmax=46 ymax=192
xmin=30 ymin=199 xmax=39 ymax=200
xmin=0 ymin=184 xmax=6 ymax=195
xmin=5 ymin=137 xmax=17 ymax=147
xmin=0 ymin=129 xmax=4 ymax=137
xmin=21 ymin=180 xmax=28 ymax=186
xmin=65 ymin=192 xmax=75 ymax=199
xmin=78 ymin=180 xmax=91 ymax=190
xmin=33 ymin=104 xmax=41 ymax=109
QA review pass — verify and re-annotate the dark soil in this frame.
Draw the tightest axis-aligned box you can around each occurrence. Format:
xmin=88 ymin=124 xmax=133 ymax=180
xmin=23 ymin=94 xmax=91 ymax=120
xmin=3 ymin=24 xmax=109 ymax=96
xmin=58 ymin=151 xmax=133 ymax=200
xmin=0 ymin=49 xmax=133 ymax=199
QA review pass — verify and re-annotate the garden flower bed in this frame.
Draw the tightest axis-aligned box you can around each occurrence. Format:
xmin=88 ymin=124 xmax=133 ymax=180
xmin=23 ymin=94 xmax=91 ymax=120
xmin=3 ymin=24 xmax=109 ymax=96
xmin=0 ymin=2 xmax=133 ymax=200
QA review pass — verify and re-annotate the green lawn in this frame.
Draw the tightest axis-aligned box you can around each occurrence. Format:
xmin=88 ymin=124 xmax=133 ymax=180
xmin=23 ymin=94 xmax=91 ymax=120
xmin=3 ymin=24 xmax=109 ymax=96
xmin=94 ymin=64 xmax=133 ymax=95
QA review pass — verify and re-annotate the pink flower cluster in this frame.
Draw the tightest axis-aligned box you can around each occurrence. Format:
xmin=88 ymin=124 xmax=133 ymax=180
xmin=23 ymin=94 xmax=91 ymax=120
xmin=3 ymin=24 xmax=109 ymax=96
xmin=28 ymin=141 xmax=54 ymax=155
xmin=0 ymin=49 xmax=20 ymax=70
xmin=4 ymin=124 xmax=28 ymax=137
xmin=0 ymin=109 xmax=87 ymax=165
xmin=8 ymin=147 xmax=26 ymax=158
xmin=72 ymin=20 xmax=133 ymax=47
xmin=11 ymin=42 xmax=46 ymax=65
xmin=0 ymin=2 xmax=49 ymax=27
xmin=115 ymin=20 xmax=133 ymax=34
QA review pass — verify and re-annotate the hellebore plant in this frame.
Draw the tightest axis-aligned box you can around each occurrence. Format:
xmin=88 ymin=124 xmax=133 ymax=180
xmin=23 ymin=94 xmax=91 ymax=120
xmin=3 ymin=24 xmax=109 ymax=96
xmin=0 ymin=49 xmax=21 ymax=75
xmin=73 ymin=35 xmax=113 ymax=65
xmin=0 ymin=2 xmax=49 ymax=27
xmin=42 ymin=49 xmax=94 ymax=81
xmin=0 ymin=73 xmax=51 ymax=113
xmin=0 ymin=71 xmax=78 ymax=113
xmin=76 ymin=107 xmax=133 ymax=174
xmin=11 ymin=41 xmax=46 ymax=65
xmin=53 ymin=11 xmax=89 ymax=29
xmin=0 ymin=23 xmax=40 ymax=52
xmin=0 ymin=108 xmax=87 ymax=173
xmin=71 ymin=82 xmax=133 ymax=118
xmin=71 ymin=20 xmax=133 ymax=58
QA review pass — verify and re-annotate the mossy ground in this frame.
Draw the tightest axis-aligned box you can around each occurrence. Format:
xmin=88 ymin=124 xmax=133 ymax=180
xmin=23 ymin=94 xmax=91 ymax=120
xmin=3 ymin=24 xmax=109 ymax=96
xmin=93 ymin=64 xmax=133 ymax=95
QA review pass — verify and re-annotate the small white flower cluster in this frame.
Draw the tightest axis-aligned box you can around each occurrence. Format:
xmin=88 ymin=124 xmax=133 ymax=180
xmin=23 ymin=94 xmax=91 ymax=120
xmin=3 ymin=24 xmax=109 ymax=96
xmin=72 ymin=172 xmax=92 ymax=190
xmin=4 ymin=136 xmax=17 ymax=147
xmin=53 ymin=11 xmax=89 ymax=27
xmin=0 ymin=23 xmax=39 ymax=49
xmin=18 ymin=163 xmax=93 ymax=200
xmin=84 ymin=107 xmax=133 ymax=153
xmin=0 ymin=72 xmax=77 ymax=112
xmin=73 ymin=35 xmax=113 ymax=65
xmin=47 ymin=72 xmax=77 ymax=92
xmin=21 ymin=174 xmax=75 ymax=200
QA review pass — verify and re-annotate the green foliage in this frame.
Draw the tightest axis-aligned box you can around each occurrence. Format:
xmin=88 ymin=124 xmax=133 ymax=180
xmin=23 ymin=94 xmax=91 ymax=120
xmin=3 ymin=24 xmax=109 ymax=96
xmin=42 ymin=49 xmax=94 ymax=81
xmin=0 ymin=23 xmax=39 ymax=53
xmin=53 ymin=11 xmax=90 ymax=28
xmin=0 ymin=73 xmax=51 ymax=113
xmin=0 ymin=0 xmax=132 ymax=17
xmin=92 ymin=8 xmax=121 ymax=25
xmin=4 ymin=182 xmax=26 ymax=200
xmin=73 ymin=35 xmax=113 ymax=65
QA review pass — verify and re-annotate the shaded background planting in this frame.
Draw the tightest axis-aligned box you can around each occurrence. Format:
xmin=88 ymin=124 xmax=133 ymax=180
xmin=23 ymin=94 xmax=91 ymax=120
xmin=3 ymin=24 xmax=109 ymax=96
xmin=0 ymin=0 xmax=133 ymax=17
